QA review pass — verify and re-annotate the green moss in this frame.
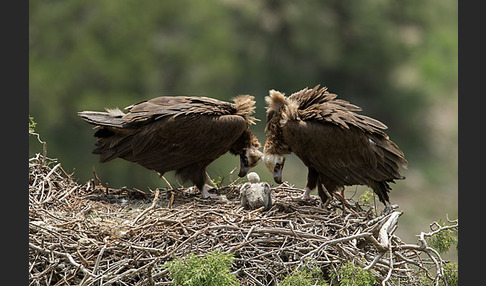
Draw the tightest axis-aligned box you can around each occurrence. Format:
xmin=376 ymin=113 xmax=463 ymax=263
xmin=419 ymin=262 xmax=458 ymax=286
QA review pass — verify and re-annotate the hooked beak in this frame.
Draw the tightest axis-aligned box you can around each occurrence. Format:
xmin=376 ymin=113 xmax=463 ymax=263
xmin=238 ymin=154 xmax=251 ymax=177
xmin=273 ymin=164 xmax=283 ymax=184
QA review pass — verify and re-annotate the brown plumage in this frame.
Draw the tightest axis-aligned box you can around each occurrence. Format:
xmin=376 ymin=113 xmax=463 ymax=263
xmin=263 ymin=85 xmax=407 ymax=207
xmin=78 ymin=95 xmax=262 ymax=198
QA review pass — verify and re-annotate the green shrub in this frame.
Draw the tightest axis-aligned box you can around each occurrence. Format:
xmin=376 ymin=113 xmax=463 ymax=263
xmin=443 ymin=262 xmax=458 ymax=286
xmin=358 ymin=188 xmax=375 ymax=207
xmin=164 ymin=250 xmax=240 ymax=286
xmin=29 ymin=116 xmax=37 ymax=132
xmin=331 ymin=262 xmax=375 ymax=286
xmin=419 ymin=262 xmax=458 ymax=286
xmin=427 ymin=220 xmax=458 ymax=254
xmin=280 ymin=265 xmax=328 ymax=286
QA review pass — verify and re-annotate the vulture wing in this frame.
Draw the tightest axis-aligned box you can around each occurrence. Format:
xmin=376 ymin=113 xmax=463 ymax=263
xmin=78 ymin=96 xmax=251 ymax=176
xmin=284 ymin=86 xmax=407 ymax=185
xmin=283 ymin=121 xmax=405 ymax=185
xmin=288 ymin=86 xmax=388 ymax=135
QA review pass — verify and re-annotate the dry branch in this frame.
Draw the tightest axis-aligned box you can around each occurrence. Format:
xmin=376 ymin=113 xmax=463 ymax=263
xmin=29 ymin=150 xmax=456 ymax=286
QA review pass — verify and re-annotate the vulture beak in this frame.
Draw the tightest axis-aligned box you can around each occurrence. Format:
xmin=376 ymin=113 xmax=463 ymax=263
xmin=263 ymin=154 xmax=286 ymax=184
xmin=238 ymin=157 xmax=251 ymax=177
xmin=273 ymin=163 xmax=284 ymax=184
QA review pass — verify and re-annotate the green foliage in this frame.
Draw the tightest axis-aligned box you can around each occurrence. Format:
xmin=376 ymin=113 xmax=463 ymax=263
xmin=419 ymin=262 xmax=458 ymax=286
xmin=331 ymin=262 xmax=375 ymax=286
xmin=358 ymin=188 xmax=375 ymax=207
xmin=427 ymin=220 xmax=458 ymax=254
xmin=442 ymin=262 xmax=458 ymax=286
xmin=280 ymin=265 xmax=328 ymax=286
xmin=210 ymin=176 xmax=224 ymax=191
xmin=164 ymin=250 xmax=240 ymax=286
xmin=29 ymin=116 xmax=37 ymax=133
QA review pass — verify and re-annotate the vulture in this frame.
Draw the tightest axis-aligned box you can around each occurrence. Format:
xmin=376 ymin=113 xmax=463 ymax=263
xmin=78 ymin=95 xmax=263 ymax=198
xmin=263 ymin=85 xmax=408 ymax=208
xmin=240 ymin=172 xmax=272 ymax=211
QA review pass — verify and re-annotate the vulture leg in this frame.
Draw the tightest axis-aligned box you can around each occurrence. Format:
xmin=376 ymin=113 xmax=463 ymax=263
xmin=334 ymin=186 xmax=360 ymax=216
xmin=201 ymin=184 xmax=220 ymax=199
xmin=316 ymin=181 xmax=332 ymax=208
xmin=182 ymin=164 xmax=220 ymax=199
xmin=302 ymin=167 xmax=319 ymax=199
xmin=334 ymin=187 xmax=350 ymax=205
xmin=199 ymin=174 xmax=220 ymax=199
xmin=201 ymin=172 xmax=222 ymax=199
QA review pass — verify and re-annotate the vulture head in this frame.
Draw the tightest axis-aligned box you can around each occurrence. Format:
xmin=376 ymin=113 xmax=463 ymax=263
xmin=240 ymin=147 xmax=264 ymax=177
xmin=262 ymin=85 xmax=407 ymax=208
xmin=263 ymin=89 xmax=291 ymax=184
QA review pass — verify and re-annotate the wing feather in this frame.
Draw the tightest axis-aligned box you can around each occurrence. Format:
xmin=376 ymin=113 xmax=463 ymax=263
xmin=122 ymin=96 xmax=236 ymax=126
xmin=96 ymin=115 xmax=247 ymax=174
xmin=283 ymin=120 xmax=405 ymax=186
xmin=79 ymin=95 xmax=258 ymax=173
xmin=288 ymin=86 xmax=389 ymax=136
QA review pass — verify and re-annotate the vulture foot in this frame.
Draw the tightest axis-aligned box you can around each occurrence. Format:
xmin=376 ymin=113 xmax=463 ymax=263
xmin=300 ymin=193 xmax=320 ymax=201
xmin=203 ymin=193 xmax=221 ymax=199
xmin=383 ymin=204 xmax=399 ymax=215
xmin=201 ymin=188 xmax=220 ymax=199
xmin=188 ymin=185 xmax=220 ymax=199
xmin=301 ymin=187 xmax=313 ymax=200
xmin=334 ymin=191 xmax=360 ymax=216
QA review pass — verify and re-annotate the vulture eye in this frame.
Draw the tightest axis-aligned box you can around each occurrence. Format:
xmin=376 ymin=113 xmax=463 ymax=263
xmin=274 ymin=163 xmax=281 ymax=172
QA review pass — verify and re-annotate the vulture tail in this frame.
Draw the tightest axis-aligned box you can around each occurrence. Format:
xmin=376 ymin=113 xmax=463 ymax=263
xmin=370 ymin=180 xmax=392 ymax=205
xmin=78 ymin=108 xmax=125 ymax=128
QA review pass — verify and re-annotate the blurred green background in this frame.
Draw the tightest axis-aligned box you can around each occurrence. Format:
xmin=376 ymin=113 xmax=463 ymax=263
xmin=29 ymin=0 xmax=457 ymax=259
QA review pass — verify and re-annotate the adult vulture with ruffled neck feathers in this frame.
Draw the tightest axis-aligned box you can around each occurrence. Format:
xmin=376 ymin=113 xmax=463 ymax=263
xmin=79 ymin=95 xmax=262 ymax=198
xmin=263 ymin=85 xmax=407 ymax=208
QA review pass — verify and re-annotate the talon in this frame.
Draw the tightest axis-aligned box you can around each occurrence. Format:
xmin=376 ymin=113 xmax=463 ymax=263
xmin=301 ymin=187 xmax=312 ymax=200
xmin=204 ymin=193 xmax=221 ymax=199
xmin=201 ymin=184 xmax=220 ymax=199
xmin=301 ymin=193 xmax=311 ymax=200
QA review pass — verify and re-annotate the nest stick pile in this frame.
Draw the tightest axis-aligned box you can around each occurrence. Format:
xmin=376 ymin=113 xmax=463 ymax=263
xmin=29 ymin=151 xmax=455 ymax=286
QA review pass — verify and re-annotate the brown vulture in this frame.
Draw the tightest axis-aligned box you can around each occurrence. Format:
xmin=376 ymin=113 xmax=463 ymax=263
xmin=263 ymin=85 xmax=408 ymax=208
xmin=78 ymin=95 xmax=262 ymax=198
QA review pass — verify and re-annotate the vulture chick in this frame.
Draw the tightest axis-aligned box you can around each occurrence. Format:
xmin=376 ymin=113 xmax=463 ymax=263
xmin=79 ymin=95 xmax=262 ymax=198
xmin=240 ymin=172 xmax=272 ymax=210
xmin=263 ymin=85 xmax=407 ymax=208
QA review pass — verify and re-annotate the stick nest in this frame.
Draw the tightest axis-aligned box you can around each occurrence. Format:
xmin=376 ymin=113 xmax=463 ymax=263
xmin=29 ymin=151 xmax=456 ymax=286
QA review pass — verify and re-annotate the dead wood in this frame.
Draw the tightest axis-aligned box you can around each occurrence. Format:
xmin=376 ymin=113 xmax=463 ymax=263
xmin=29 ymin=151 xmax=456 ymax=286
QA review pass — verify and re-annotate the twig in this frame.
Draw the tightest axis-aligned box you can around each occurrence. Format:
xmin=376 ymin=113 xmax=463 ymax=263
xmin=131 ymin=188 xmax=160 ymax=226
xmin=382 ymin=246 xmax=394 ymax=285
xmin=29 ymin=243 xmax=94 ymax=278
xmin=29 ymin=150 xmax=455 ymax=286
xmin=160 ymin=175 xmax=173 ymax=189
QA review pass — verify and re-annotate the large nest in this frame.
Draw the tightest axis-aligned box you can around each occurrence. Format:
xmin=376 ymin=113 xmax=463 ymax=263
xmin=29 ymin=148 xmax=456 ymax=285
